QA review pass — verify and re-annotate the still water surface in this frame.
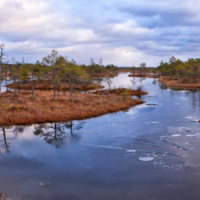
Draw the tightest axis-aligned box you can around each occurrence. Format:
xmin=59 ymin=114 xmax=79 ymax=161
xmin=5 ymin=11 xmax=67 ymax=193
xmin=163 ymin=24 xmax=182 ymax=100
xmin=0 ymin=73 xmax=200 ymax=200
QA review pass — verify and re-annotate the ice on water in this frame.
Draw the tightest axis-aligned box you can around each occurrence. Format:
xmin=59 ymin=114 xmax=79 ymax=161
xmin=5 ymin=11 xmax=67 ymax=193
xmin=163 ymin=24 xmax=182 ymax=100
xmin=171 ymin=134 xmax=182 ymax=137
xmin=127 ymin=150 xmax=137 ymax=153
xmin=138 ymin=157 xmax=155 ymax=162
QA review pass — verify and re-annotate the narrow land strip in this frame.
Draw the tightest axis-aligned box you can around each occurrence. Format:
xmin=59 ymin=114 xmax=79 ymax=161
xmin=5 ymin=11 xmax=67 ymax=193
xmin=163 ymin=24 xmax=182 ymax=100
xmin=0 ymin=91 xmax=145 ymax=125
xmin=159 ymin=76 xmax=200 ymax=89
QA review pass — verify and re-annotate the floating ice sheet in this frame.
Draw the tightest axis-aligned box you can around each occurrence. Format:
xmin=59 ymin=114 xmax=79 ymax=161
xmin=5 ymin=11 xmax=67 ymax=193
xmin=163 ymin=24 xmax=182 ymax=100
xmin=171 ymin=134 xmax=181 ymax=137
xmin=167 ymin=127 xmax=190 ymax=133
xmin=186 ymin=134 xmax=196 ymax=137
xmin=127 ymin=150 xmax=137 ymax=153
xmin=139 ymin=157 xmax=155 ymax=162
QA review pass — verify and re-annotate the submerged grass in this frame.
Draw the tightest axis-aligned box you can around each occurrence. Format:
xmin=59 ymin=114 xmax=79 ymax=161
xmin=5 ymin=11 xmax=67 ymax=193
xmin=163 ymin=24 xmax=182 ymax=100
xmin=0 ymin=91 xmax=144 ymax=125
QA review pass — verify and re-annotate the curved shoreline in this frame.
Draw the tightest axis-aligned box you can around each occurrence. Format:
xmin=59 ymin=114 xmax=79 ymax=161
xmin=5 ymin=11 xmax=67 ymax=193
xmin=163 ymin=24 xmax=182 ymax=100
xmin=0 ymin=91 xmax=145 ymax=126
xmin=159 ymin=76 xmax=200 ymax=90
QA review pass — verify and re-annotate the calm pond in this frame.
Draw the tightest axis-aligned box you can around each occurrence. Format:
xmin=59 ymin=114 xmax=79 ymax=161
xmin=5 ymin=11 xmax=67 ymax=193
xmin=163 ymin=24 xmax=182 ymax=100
xmin=0 ymin=73 xmax=200 ymax=200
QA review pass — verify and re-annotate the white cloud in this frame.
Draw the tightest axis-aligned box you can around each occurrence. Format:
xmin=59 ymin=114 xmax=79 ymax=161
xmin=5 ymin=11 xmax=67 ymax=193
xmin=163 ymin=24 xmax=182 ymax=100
xmin=0 ymin=0 xmax=200 ymax=66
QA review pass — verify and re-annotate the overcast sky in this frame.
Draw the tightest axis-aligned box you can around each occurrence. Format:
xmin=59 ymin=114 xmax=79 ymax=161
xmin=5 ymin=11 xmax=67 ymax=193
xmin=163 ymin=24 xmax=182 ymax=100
xmin=1 ymin=0 xmax=200 ymax=66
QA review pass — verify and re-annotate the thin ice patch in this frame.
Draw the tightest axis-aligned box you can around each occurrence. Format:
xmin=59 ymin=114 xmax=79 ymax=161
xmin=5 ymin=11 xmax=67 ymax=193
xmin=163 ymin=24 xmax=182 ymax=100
xmin=151 ymin=122 xmax=160 ymax=124
xmin=186 ymin=134 xmax=196 ymax=137
xmin=167 ymin=127 xmax=190 ymax=134
xmin=189 ymin=117 xmax=199 ymax=122
xmin=171 ymin=134 xmax=181 ymax=137
xmin=139 ymin=157 xmax=155 ymax=162
xmin=187 ymin=116 xmax=192 ymax=119
xmin=127 ymin=150 xmax=137 ymax=153
xmin=191 ymin=119 xmax=199 ymax=122
xmin=172 ymin=143 xmax=188 ymax=150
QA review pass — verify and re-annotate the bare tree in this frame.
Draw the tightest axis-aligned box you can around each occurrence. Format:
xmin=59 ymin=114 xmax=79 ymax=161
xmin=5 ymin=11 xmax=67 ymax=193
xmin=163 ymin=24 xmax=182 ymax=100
xmin=22 ymin=56 xmax=25 ymax=64
xmin=0 ymin=44 xmax=5 ymax=96
xmin=90 ymin=58 xmax=95 ymax=65
xmin=98 ymin=58 xmax=103 ymax=67
xmin=105 ymin=77 xmax=112 ymax=91
xmin=5 ymin=55 xmax=10 ymax=92
xmin=140 ymin=62 xmax=146 ymax=75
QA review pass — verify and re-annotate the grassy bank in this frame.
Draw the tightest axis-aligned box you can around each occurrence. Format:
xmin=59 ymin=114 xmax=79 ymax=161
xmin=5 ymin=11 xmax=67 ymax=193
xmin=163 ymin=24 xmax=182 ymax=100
xmin=7 ymin=80 xmax=104 ymax=91
xmin=159 ymin=76 xmax=200 ymax=89
xmin=128 ymin=74 xmax=160 ymax=78
xmin=90 ymin=72 xmax=117 ymax=77
xmin=91 ymin=88 xmax=147 ymax=96
xmin=0 ymin=91 xmax=144 ymax=125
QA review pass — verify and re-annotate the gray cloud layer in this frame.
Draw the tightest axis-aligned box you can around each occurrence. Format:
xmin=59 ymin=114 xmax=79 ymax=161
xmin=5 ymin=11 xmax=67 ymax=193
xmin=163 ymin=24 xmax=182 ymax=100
xmin=0 ymin=0 xmax=199 ymax=66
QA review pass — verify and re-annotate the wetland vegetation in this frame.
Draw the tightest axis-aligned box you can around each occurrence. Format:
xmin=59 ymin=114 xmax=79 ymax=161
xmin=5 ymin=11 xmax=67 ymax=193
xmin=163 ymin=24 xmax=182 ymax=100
xmin=1 ymin=44 xmax=200 ymax=200
xmin=0 ymin=46 xmax=146 ymax=126
xmin=0 ymin=90 xmax=144 ymax=125
xmin=128 ymin=56 xmax=200 ymax=90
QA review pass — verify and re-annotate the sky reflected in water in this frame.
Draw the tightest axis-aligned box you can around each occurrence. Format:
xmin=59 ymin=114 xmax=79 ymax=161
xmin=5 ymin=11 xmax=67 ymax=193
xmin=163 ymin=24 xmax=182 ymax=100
xmin=0 ymin=73 xmax=200 ymax=200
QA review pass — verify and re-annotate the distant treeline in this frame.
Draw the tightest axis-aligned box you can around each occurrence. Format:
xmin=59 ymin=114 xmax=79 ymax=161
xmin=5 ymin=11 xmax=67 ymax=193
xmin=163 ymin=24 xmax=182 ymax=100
xmin=156 ymin=56 xmax=200 ymax=79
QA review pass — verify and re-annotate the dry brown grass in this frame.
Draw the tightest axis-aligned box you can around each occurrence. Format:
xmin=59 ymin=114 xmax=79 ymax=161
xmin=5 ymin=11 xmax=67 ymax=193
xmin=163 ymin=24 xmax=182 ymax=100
xmin=159 ymin=76 xmax=200 ymax=89
xmin=128 ymin=74 xmax=160 ymax=78
xmin=7 ymin=80 xmax=104 ymax=91
xmin=0 ymin=91 xmax=144 ymax=125
xmin=91 ymin=88 xmax=147 ymax=96
xmin=90 ymin=72 xmax=117 ymax=77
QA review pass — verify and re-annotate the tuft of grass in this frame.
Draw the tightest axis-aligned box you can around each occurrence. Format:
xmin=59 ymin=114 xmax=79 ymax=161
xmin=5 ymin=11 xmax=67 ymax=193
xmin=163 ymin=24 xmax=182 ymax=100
xmin=0 ymin=90 xmax=144 ymax=125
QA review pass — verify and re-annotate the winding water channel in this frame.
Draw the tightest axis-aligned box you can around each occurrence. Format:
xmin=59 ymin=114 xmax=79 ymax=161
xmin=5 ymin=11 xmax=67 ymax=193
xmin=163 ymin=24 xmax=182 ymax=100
xmin=0 ymin=73 xmax=200 ymax=200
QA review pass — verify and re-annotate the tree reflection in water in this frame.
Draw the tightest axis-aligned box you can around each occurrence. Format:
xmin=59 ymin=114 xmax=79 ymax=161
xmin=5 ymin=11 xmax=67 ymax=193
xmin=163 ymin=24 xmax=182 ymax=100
xmin=34 ymin=121 xmax=85 ymax=148
xmin=152 ymin=79 xmax=157 ymax=85
xmin=0 ymin=126 xmax=25 ymax=155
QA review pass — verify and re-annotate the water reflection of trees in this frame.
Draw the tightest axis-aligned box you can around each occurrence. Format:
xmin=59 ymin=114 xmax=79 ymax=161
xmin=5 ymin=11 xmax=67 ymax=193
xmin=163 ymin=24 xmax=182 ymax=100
xmin=92 ymin=77 xmax=103 ymax=84
xmin=0 ymin=126 xmax=25 ymax=155
xmin=159 ymin=82 xmax=200 ymax=108
xmin=130 ymin=77 xmax=146 ymax=90
xmin=33 ymin=121 xmax=85 ymax=148
xmin=159 ymin=82 xmax=168 ymax=90
xmin=152 ymin=79 xmax=157 ymax=85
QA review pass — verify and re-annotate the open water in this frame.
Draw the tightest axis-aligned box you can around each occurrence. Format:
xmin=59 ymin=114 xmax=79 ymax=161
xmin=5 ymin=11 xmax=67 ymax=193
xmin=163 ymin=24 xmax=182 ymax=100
xmin=0 ymin=73 xmax=200 ymax=200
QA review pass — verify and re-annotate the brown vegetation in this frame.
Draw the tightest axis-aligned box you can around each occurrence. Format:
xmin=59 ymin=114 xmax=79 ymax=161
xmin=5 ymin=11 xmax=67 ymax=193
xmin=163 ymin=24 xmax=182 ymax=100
xmin=0 ymin=91 xmax=144 ymax=125
xmin=91 ymin=88 xmax=148 ymax=96
xmin=7 ymin=80 xmax=104 ymax=91
xmin=128 ymin=74 xmax=160 ymax=78
xmin=90 ymin=72 xmax=117 ymax=77
xmin=159 ymin=76 xmax=200 ymax=89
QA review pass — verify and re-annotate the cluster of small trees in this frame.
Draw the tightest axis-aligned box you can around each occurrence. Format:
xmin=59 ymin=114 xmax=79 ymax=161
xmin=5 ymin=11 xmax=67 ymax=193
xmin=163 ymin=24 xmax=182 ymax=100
xmin=0 ymin=46 xmax=119 ymax=100
xmin=131 ymin=62 xmax=151 ymax=75
xmin=0 ymin=48 xmax=91 ymax=100
xmin=157 ymin=56 xmax=200 ymax=79
xmin=81 ymin=58 xmax=119 ymax=74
